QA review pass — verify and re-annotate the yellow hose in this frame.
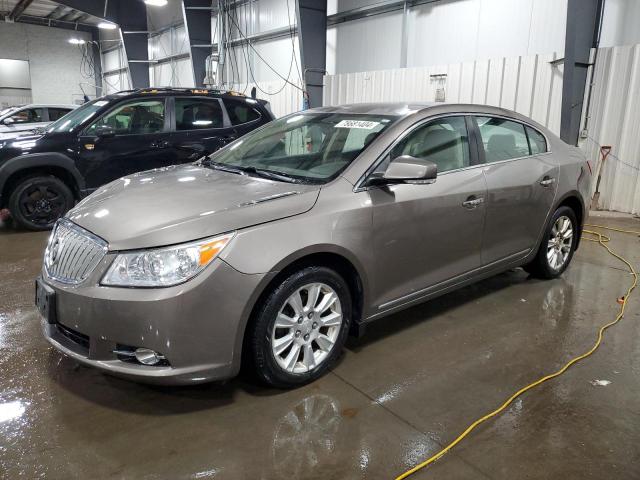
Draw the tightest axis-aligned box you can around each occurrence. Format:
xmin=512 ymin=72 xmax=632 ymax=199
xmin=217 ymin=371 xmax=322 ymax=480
xmin=395 ymin=223 xmax=639 ymax=480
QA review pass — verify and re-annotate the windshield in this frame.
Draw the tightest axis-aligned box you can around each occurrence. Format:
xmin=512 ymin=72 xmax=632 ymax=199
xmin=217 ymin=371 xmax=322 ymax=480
xmin=46 ymin=99 xmax=110 ymax=133
xmin=207 ymin=113 xmax=397 ymax=183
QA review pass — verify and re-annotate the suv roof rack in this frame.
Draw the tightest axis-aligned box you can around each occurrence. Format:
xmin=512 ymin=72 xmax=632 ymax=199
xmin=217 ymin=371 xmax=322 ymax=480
xmin=113 ymin=86 xmax=248 ymax=97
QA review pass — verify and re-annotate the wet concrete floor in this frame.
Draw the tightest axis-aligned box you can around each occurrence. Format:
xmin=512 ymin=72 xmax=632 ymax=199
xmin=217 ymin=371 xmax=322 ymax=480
xmin=1 ymin=213 xmax=640 ymax=479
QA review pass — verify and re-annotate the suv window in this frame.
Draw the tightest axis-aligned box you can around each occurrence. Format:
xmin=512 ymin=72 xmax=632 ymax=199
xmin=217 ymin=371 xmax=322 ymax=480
xmin=223 ymin=99 xmax=261 ymax=125
xmin=8 ymin=108 xmax=44 ymax=124
xmin=175 ymin=98 xmax=224 ymax=130
xmin=48 ymin=108 xmax=72 ymax=121
xmin=85 ymin=100 xmax=165 ymax=135
xmin=526 ymin=126 xmax=547 ymax=154
xmin=384 ymin=116 xmax=470 ymax=174
xmin=476 ymin=117 xmax=529 ymax=162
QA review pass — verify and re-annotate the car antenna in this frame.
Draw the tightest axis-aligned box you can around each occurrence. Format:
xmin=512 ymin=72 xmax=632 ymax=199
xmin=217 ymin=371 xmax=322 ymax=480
xmin=251 ymin=87 xmax=257 ymax=99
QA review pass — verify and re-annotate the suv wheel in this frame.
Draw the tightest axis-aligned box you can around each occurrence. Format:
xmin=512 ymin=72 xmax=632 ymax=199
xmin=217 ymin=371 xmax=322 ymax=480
xmin=249 ymin=266 xmax=352 ymax=388
xmin=524 ymin=206 xmax=578 ymax=279
xmin=8 ymin=175 xmax=74 ymax=231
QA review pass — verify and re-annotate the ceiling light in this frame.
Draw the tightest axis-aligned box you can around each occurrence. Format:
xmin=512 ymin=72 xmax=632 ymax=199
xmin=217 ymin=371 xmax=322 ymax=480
xmin=98 ymin=21 xmax=117 ymax=30
xmin=144 ymin=0 xmax=168 ymax=6
xmin=68 ymin=38 xmax=85 ymax=45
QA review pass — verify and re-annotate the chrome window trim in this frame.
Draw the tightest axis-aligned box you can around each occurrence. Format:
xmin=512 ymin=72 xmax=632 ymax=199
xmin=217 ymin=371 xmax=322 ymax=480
xmin=353 ymin=111 xmax=551 ymax=193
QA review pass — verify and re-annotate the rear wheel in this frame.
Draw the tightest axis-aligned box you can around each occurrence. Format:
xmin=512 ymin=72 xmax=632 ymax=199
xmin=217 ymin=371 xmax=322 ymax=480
xmin=249 ymin=266 xmax=352 ymax=388
xmin=524 ymin=206 xmax=577 ymax=279
xmin=8 ymin=175 xmax=74 ymax=231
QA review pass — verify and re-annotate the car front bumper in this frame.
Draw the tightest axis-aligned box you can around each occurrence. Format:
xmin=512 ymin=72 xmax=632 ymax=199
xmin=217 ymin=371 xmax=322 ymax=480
xmin=39 ymin=257 xmax=269 ymax=385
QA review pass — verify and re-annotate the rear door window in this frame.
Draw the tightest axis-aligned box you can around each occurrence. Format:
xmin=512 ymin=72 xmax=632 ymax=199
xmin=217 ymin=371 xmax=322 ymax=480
xmin=526 ymin=126 xmax=548 ymax=154
xmin=48 ymin=108 xmax=73 ymax=121
xmin=223 ymin=99 xmax=261 ymax=125
xmin=476 ymin=117 xmax=530 ymax=162
xmin=175 ymin=97 xmax=224 ymax=130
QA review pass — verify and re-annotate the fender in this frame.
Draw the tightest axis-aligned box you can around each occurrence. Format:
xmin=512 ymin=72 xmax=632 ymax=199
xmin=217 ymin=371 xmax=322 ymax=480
xmin=0 ymin=152 xmax=86 ymax=199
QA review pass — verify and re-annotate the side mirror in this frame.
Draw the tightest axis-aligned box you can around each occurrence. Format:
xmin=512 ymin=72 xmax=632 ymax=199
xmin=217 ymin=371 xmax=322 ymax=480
xmin=94 ymin=125 xmax=116 ymax=139
xmin=3 ymin=117 xmax=14 ymax=125
xmin=375 ymin=155 xmax=438 ymax=185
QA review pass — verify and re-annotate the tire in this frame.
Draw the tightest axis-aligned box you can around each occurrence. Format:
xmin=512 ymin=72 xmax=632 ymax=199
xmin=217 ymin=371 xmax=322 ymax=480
xmin=8 ymin=175 xmax=74 ymax=231
xmin=524 ymin=206 xmax=578 ymax=279
xmin=249 ymin=266 xmax=352 ymax=388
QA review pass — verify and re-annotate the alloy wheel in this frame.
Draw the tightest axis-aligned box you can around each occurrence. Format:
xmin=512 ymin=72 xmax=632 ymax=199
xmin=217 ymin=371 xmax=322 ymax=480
xmin=271 ymin=282 xmax=343 ymax=374
xmin=547 ymin=215 xmax=573 ymax=270
xmin=19 ymin=184 xmax=66 ymax=226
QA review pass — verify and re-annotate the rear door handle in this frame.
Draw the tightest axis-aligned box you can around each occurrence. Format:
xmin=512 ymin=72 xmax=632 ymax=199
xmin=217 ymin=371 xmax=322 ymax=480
xmin=462 ymin=196 xmax=484 ymax=209
xmin=540 ymin=176 xmax=556 ymax=187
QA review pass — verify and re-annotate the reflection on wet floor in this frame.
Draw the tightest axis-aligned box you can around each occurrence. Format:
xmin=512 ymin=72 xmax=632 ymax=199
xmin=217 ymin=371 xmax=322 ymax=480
xmin=1 ymin=216 xmax=640 ymax=479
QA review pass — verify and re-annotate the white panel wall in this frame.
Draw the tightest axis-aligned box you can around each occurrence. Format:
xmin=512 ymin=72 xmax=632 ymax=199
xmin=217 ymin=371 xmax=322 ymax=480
xmin=324 ymin=51 xmax=564 ymax=135
xmin=0 ymin=22 xmax=94 ymax=104
xmin=328 ymin=0 xmax=567 ymax=75
xmin=579 ymin=44 xmax=640 ymax=215
xmin=600 ymin=0 xmax=640 ymax=47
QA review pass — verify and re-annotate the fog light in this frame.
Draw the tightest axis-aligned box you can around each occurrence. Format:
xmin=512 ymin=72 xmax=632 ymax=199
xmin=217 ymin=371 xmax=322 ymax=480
xmin=134 ymin=348 xmax=163 ymax=365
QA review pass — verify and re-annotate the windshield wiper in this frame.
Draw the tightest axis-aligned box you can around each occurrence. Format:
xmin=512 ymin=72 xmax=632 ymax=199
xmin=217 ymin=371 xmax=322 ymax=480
xmin=202 ymin=159 xmax=299 ymax=183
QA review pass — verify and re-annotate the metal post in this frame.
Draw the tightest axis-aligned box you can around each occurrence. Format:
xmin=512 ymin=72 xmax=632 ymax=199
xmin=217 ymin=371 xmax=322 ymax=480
xmin=296 ymin=0 xmax=327 ymax=108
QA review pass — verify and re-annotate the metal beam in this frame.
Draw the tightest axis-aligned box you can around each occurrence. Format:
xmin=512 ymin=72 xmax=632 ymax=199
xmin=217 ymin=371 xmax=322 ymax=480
xmin=56 ymin=0 xmax=151 ymax=89
xmin=560 ymin=0 xmax=604 ymax=145
xmin=297 ymin=0 xmax=327 ymax=108
xmin=9 ymin=0 xmax=34 ymax=20
xmin=46 ymin=5 xmax=67 ymax=19
xmin=182 ymin=0 xmax=212 ymax=87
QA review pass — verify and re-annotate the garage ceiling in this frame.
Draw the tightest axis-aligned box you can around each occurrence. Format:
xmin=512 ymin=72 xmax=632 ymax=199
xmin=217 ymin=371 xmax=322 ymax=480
xmin=0 ymin=0 xmax=104 ymax=26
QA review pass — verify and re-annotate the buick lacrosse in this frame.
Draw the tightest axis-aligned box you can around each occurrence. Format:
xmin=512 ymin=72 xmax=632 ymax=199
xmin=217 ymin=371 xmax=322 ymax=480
xmin=36 ymin=103 xmax=590 ymax=387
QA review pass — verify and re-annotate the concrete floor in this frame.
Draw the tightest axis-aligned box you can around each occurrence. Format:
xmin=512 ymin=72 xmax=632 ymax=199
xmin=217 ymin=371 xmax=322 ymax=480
xmin=1 ymin=214 xmax=640 ymax=479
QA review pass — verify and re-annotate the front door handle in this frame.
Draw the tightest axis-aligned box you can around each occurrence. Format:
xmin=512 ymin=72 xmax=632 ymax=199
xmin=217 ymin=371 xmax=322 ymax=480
xmin=540 ymin=176 xmax=556 ymax=187
xmin=462 ymin=196 xmax=484 ymax=209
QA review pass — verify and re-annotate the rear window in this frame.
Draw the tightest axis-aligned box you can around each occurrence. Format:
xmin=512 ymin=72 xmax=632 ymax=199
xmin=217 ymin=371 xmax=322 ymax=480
xmin=223 ymin=99 xmax=261 ymax=125
xmin=175 ymin=98 xmax=224 ymax=130
xmin=476 ymin=116 xmax=529 ymax=162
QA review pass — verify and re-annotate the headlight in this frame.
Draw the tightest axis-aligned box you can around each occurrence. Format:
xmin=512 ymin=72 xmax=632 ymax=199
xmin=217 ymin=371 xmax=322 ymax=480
xmin=101 ymin=232 xmax=234 ymax=287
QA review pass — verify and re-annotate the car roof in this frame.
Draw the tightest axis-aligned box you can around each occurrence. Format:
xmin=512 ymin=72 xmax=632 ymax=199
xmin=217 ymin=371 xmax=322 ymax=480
xmin=101 ymin=87 xmax=267 ymax=104
xmin=18 ymin=104 xmax=77 ymax=108
xmin=307 ymin=102 xmax=547 ymax=130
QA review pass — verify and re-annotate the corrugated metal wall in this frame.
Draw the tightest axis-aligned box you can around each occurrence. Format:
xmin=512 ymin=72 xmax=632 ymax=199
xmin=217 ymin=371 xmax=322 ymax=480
xmin=323 ymin=52 xmax=565 ymax=135
xmin=579 ymin=44 xmax=640 ymax=215
xmin=228 ymin=80 xmax=304 ymax=118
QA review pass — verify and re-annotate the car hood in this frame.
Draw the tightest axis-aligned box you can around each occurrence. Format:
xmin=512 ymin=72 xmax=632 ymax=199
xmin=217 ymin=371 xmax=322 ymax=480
xmin=67 ymin=164 xmax=321 ymax=250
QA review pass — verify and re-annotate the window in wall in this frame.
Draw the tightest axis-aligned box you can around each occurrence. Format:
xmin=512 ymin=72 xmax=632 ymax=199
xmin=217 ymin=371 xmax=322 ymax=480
xmin=175 ymin=98 xmax=224 ymax=130
xmin=48 ymin=108 xmax=72 ymax=121
xmin=9 ymin=108 xmax=44 ymax=124
xmin=476 ymin=117 xmax=529 ymax=162
xmin=526 ymin=126 xmax=547 ymax=154
xmin=223 ymin=99 xmax=261 ymax=125
xmin=380 ymin=116 xmax=470 ymax=174
xmin=85 ymin=100 xmax=165 ymax=135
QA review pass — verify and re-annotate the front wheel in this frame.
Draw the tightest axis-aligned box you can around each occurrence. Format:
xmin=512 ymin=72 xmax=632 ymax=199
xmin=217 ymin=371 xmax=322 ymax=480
xmin=8 ymin=175 xmax=74 ymax=230
xmin=249 ymin=266 xmax=352 ymax=388
xmin=524 ymin=206 xmax=578 ymax=279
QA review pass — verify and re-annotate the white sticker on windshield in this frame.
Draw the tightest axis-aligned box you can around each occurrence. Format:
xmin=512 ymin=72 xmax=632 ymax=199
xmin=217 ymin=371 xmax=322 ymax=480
xmin=335 ymin=120 xmax=380 ymax=129
xmin=94 ymin=100 xmax=109 ymax=106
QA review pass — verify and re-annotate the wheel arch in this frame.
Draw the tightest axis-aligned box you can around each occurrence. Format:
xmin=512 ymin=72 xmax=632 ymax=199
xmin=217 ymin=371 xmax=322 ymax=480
xmin=0 ymin=153 xmax=85 ymax=206
xmin=554 ymin=191 xmax=586 ymax=249
xmin=233 ymin=246 xmax=369 ymax=374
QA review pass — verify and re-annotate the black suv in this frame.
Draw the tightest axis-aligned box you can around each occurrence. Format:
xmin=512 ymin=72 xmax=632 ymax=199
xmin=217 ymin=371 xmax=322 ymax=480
xmin=0 ymin=88 xmax=275 ymax=230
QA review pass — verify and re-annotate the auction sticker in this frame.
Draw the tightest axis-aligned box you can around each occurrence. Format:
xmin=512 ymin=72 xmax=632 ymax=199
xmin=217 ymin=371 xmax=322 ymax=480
xmin=335 ymin=120 xmax=380 ymax=129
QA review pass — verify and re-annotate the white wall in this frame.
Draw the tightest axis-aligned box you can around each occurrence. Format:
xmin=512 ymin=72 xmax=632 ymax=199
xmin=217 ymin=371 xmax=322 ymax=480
xmin=0 ymin=22 xmax=94 ymax=105
xmin=600 ymin=0 xmax=640 ymax=48
xmin=326 ymin=0 xmax=568 ymax=75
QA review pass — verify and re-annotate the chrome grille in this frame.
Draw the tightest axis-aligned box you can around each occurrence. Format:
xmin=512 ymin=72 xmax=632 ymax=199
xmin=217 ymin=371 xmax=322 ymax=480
xmin=44 ymin=219 xmax=108 ymax=285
